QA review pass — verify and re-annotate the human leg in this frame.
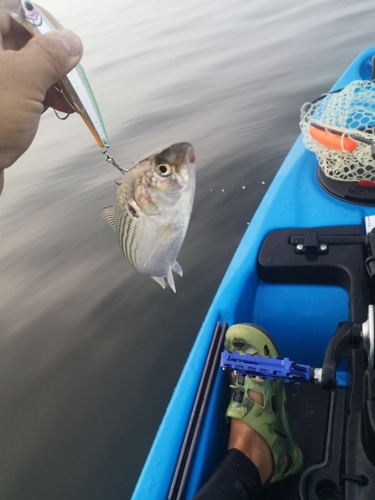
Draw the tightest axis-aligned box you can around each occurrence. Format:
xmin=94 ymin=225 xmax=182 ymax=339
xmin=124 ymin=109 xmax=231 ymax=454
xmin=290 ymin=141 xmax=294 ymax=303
xmin=192 ymin=324 xmax=303 ymax=500
xmin=192 ymin=447 xmax=262 ymax=500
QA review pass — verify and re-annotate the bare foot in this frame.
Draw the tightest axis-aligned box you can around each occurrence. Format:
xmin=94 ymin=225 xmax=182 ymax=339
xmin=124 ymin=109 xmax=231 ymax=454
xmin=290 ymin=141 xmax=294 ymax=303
xmin=228 ymin=417 xmax=273 ymax=484
xmin=227 ymin=381 xmax=289 ymax=484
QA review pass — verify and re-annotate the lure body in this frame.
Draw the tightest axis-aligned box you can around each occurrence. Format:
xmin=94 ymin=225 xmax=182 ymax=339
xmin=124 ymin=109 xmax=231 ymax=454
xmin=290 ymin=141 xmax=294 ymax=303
xmin=1 ymin=0 xmax=110 ymax=149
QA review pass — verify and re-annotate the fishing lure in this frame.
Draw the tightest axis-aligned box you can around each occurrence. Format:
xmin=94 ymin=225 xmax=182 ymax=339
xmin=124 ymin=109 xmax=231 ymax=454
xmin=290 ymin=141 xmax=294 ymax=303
xmin=1 ymin=0 xmax=123 ymax=169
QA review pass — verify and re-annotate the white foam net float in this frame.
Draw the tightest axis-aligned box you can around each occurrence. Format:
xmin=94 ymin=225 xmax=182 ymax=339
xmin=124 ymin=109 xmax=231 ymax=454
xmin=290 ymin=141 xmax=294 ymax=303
xmin=300 ymin=80 xmax=375 ymax=182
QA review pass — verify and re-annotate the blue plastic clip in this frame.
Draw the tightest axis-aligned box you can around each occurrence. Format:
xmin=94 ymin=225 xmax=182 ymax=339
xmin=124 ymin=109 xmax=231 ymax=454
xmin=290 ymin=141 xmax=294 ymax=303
xmin=220 ymin=350 xmax=313 ymax=384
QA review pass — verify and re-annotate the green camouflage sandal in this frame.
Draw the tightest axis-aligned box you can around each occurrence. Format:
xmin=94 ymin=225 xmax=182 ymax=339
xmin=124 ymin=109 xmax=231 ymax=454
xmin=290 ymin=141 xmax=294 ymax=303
xmin=225 ymin=324 xmax=303 ymax=484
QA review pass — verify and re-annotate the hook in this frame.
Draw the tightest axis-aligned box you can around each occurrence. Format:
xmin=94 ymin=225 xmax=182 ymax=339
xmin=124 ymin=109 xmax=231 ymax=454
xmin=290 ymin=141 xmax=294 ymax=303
xmin=53 ymin=83 xmax=75 ymax=121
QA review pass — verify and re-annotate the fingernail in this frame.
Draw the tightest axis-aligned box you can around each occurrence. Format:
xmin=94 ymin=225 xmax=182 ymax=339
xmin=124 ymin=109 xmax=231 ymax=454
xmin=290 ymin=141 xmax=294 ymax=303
xmin=55 ymin=29 xmax=83 ymax=57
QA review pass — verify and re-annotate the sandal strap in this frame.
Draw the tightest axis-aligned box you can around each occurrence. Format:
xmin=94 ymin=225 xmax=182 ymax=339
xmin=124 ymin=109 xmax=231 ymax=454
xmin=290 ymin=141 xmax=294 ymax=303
xmin=225 ymin=324 xmax=303 ymax=484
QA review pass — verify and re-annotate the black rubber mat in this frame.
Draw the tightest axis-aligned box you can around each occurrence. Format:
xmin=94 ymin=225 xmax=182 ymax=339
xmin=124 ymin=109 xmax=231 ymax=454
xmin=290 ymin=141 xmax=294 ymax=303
xmin=261 ymin=383 xmax=331 ymax=500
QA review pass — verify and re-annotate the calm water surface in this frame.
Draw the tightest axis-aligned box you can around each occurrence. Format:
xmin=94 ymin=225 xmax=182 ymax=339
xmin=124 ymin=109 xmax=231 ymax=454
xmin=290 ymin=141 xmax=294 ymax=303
xmin=1 ymin=0 xmax=375 ymax=498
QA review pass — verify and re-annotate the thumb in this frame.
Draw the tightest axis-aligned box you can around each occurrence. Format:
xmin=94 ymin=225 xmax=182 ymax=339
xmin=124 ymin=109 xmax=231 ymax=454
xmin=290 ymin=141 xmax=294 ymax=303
xmin=15 ymin=29 xmax=83 ymax=99
xmin=0 ymin=29 xmax=83 ymax=173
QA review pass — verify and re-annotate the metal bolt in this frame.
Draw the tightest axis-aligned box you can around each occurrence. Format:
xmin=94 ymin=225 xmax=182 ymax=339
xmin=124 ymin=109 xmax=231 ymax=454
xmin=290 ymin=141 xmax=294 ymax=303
xmin=320 ymin=244 xmax=328 ymax=251
xmin=296 ymin=244 xmax=304 ymax=251
xmin=314 ymin=367 xmax=322 ymax=383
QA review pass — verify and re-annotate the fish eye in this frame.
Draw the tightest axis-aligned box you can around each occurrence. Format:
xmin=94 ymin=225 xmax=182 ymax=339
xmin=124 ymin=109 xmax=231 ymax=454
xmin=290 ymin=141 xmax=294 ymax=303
xmin=156 ymin=163 xmax=172 ymax=177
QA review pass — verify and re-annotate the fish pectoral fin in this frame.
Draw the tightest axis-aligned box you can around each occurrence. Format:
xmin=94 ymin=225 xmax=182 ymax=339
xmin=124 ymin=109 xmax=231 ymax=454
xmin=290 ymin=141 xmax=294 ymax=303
xmin=166 ymin=263 xmax=176 ymax=293
xmin=151 ymin=275 xmax=166 ymax=289
xmin=100 ymin=205 xmax=116 ymax=229
xmin=143 ymin=224 xmax=175 ymax=267
xmin=172 ymin=261 xmax=183 ymax=277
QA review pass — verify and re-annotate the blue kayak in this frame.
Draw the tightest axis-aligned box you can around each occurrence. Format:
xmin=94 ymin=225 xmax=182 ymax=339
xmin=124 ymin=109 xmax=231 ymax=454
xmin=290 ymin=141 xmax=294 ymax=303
xmin=132 ymin=47 xmax=375 ymax=500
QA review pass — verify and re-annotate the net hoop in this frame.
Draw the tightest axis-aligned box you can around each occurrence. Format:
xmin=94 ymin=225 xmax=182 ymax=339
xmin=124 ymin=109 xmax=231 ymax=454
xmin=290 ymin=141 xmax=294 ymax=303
xmin=300 ymin=80 xmax=375 ymax=182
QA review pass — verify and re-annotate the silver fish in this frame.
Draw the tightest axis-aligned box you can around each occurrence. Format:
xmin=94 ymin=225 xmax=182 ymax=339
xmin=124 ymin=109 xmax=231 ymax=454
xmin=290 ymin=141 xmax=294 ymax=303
xmin=100 ymin=142 xmax=196 ymax=292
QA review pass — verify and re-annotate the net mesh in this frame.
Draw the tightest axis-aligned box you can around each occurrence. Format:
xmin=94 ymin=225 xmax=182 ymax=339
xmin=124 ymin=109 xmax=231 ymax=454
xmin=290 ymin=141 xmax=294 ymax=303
xmin=300 ymin=80 xmax=375 ymax=181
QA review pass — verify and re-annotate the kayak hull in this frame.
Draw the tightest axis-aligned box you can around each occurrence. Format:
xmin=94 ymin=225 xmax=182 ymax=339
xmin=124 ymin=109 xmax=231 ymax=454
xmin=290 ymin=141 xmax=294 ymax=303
xmin=132 ymin=46 xmax=375 ymax=500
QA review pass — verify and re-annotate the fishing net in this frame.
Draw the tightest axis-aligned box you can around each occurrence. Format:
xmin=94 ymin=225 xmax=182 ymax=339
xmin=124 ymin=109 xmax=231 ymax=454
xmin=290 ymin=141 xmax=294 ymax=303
xmin=300 ymin=80 xmax=375 ymax=181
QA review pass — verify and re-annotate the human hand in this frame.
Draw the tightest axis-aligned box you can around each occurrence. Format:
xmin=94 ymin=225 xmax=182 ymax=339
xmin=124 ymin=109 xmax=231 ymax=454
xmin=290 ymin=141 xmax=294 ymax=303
xmin=0 ymin=5 xmax=83 ymax=193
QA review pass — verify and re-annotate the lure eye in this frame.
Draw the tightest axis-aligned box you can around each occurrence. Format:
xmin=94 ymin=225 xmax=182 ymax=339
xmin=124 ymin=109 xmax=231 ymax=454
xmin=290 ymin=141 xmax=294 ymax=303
xmin=21 ymin=1 xmax=42 ymax=27
xmin=24 ymin=1 xmax=35 ymax=11
xmin=157 ymin=163 xmax=172 ymax=177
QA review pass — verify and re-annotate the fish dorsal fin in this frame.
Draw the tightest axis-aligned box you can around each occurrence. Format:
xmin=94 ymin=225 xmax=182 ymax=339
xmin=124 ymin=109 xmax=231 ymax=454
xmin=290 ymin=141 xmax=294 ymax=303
xmin=151 ymin=275 xmax=166 ymax=289
xmin=172 ymin=261 xmax=183 ymax=277
xmin=166 ymin=263 xmax=176 ymax=293
xmin=143 ymin=224 xmax=175 ymax=267
xmin=100 ymin=205 xmax=116 ymax=229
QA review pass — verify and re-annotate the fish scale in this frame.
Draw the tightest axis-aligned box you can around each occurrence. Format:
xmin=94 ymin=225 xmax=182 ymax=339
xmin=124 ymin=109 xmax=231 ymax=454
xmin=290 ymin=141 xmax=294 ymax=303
xmin=120 ymin=211 xmax=132 ymax=267
xmin=123 ymin=211 xmax=140 ymax=270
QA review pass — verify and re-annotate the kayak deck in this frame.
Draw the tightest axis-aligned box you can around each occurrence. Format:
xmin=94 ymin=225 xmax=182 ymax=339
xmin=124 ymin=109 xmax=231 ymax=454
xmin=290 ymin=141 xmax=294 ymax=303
xmin=132 ymin=46 xmax=375 ymax=500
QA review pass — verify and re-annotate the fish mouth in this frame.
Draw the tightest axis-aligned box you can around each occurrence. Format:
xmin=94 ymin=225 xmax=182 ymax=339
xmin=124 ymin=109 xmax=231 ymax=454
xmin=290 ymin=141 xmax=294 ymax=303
xmin=155 ymin=142 xmax=195 ymax=170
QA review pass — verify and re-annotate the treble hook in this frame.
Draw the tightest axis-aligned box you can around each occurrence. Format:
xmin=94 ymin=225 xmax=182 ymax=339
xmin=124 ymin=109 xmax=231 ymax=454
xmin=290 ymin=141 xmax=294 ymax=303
xmin=53 ymin=83 xmax=75 ymax=121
